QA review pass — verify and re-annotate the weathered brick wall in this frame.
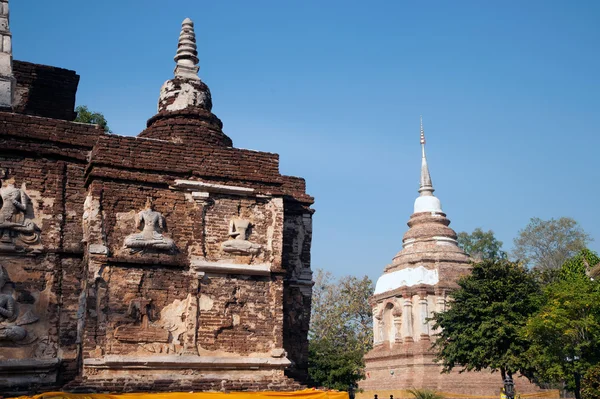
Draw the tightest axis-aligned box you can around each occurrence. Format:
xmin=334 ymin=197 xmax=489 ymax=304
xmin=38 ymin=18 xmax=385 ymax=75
xmin=0 ymin=55 xmax=313 ymax=394
xmin=197 ymin=275 xmax=284 ymax=354
xmin=89 ymin=134 xmax=282 ymax=185
xmin=0 ymin=117 xmax=100 ymax=394
xmin=13 ymin=60 xmax=79 ymax=121
xmin=140 ymin=108 xmax=232 ymax=147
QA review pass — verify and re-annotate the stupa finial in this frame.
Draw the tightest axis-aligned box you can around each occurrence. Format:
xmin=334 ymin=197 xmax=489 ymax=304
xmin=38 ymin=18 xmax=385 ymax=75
xmin=419 ymin=116 xmax=434 ymax=196
xmin=174 ymin=18 xmax=200 ymax=80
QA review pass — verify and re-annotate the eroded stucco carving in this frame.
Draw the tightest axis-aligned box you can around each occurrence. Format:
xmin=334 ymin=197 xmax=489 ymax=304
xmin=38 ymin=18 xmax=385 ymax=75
xmin=221 ymin=218 xmax=261 ymax=255
xmin=114 ymin=298 xmax=169 ymax=343
xmin=124 ymin=198 xmax=175 ymax=253
xmin=0 ymin=177 xmax=40 ymax=251
xmin=0 ymin=265 xmax=39 ymax=344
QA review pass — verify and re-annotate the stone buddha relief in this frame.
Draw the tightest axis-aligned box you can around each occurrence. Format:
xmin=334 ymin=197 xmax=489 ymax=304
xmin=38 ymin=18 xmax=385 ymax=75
xmin=221 ymin=217 xmax=262 ymax=255
xmin=0 ymin=176 xmax=41 ymax=252
xmin=0 ymin=265 xmax=39 ymax=344
xmin=124 ymin=198 xmax=175 ymax=254
xmin=114 ymin=298 xmax=169 ymax=343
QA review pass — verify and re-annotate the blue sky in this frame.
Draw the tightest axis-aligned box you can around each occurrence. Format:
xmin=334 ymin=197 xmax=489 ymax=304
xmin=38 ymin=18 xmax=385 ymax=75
xmin=11 ymin=0 xmax=599 ymax=283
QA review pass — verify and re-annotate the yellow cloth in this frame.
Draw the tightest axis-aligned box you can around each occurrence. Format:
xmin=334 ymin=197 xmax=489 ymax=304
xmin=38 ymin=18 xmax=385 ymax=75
xmin=15 ymin=389 xmax=349 ymax=399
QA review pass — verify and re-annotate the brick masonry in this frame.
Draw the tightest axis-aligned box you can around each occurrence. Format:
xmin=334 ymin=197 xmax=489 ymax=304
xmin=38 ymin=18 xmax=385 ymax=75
xmin=0 ymin=58 xmax=314 ymax=395
xmin=361 ymin=172 xmax=546 ymax=397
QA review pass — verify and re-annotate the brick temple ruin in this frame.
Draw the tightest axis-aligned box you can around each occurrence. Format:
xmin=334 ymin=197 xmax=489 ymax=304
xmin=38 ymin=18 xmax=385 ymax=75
xmin=0 ymin=5 xmax=314 ymax=394
xmin=359 ymin=119 xmax=542 ymax=397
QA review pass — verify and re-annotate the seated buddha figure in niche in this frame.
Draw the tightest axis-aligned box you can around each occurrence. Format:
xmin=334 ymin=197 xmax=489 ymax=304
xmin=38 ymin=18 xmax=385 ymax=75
xmin=221 ymin=217 xmax=262 ymax=255
xmin=124 ymin=198 xmax=175 ymax=253
xmin=0 ymin=177 xmax=40 ymax=251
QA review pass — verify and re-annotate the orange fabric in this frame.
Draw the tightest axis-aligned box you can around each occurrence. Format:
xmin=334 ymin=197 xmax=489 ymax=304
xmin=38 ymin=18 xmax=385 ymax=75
xmin=16 ymin=389 xmax=349 ymax=399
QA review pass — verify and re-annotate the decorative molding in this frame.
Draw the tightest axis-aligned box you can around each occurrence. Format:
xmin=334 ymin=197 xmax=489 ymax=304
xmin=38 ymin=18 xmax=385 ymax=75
xmin=84 ymin=355 xmax=291 ymax=370
xmin=171 ymin=179 xmax=255 ymax=196
xmin=191 ymin=258 xmax=271 ymax=276
xmin=0 ymin=358 xmax=59 ymax=387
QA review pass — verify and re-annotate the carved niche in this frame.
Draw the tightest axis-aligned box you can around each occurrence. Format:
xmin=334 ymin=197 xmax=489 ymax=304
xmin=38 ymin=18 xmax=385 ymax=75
xmin=221 ymin=217 xmax=262 ymax=255
xmin=0 ymin=176 xmax=41 ymax=252
xmin=114 ymin=298 xmax=169 ymax=343
xmin=123 ymin=198 xmax=175 ymax=254
xmin=0 ymin=265 xmax=39 ymax=344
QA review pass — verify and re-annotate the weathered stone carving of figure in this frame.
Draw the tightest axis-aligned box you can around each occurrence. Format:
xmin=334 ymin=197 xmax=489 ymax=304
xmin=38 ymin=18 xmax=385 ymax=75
xmin=124 ymin=198 xmax=175 ymax=253
xmin=0 ymin=177 xmax=40 ymax=250
xmin=0 ymin=265 xmax=37 ymax=343
xmin=378 ymin=319 xmax=385 ymax=343
xmin=221 ymin=218 xmax=262 ymax=255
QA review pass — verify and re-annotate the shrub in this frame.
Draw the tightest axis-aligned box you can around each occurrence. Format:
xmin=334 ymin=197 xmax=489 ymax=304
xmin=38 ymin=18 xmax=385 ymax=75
xmin=408 ymin=388 xmax=445 ymax=399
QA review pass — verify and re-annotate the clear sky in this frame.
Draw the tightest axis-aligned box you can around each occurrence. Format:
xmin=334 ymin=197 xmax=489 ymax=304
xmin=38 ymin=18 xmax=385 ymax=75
xmin=11 ymin=0 xmax=600 ymax=283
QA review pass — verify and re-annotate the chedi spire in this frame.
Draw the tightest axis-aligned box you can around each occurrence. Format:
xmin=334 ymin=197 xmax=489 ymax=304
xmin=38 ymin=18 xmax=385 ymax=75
xmin=157 ymin=18 xmax=212 ymax=113
xmin=419 ymin=116 xmax=434 ymax=196
xmin=174 ymin=18 xmax=200 ymax=80
xmin=413 ymin=117 xmax=442 ymax=213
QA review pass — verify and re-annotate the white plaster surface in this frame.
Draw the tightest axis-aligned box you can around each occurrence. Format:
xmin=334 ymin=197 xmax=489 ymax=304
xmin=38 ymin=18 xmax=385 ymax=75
xmin=190 ymin=258 xmax=271 ymax=275
xmin=414 ymin=195 xmax=443 ymax=213
xmin=374 ymin=266 xmax=439 ymax=295
xmin=172 ymin=179 xmax=255 ymax=196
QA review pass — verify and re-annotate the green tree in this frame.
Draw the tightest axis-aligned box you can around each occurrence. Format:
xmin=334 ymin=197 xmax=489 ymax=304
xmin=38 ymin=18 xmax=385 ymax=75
xmin=457 ymin=228 xmax=507 ymax=261
xmin=74 ymin=105 xmax=111 ymax=132
xmin=513 ymin=217 xmax=592 ymax=271
xmin=431 ymin=259 xmax=542 ymax=384
xmin=582 ymin=364 xmax=600 ymax=399
xmin=308 ymin=270 xmax=374 ymax=390
xmin=523 ymin=250 xmax=600 ymax=399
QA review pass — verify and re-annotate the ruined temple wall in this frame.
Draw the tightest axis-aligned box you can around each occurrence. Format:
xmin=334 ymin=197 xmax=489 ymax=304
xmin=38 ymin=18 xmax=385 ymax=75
xmin=0 ymin=113 xmax=101 ymax=391
xmin=1 ymin=45 xmax=314 ymax=390
xmin=79 ymin=173 xmax=295 ymax=382
xmin=12 ymin=60 xmax=80 ymax=121
xmin=81 ymin=178 xmax=285 ymax=265
xmin=198 ymin=274 xmax=285 ymax=355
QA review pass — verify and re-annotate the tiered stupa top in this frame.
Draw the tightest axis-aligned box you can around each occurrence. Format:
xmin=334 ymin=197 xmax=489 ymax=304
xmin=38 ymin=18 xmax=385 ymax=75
xmin=138 ymin=18 xmax=232 ymax=147
xmin=374 ymin=118 xmax=470 ymax=296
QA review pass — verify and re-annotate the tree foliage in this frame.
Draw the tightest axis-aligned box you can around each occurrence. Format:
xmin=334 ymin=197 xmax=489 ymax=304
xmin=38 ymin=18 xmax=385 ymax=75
xmin=560 ymin=249 xmax=600 ymax=282
xmin=523 ymin=249 xmax=600 ymax=399
xmin=513 ymin=217 xmax=592 ymax=271
xmin=431 ymin=259 xmax=542 ymax=382
xmin=308 ymin=270 xmax=374 ymax=390
xmin=582 ymin=364 xmax=600 ymax=399
xmin=457 ymin=228 xmax=507 ymax=261
xmin=75 ymin=105 xmax=111 ymax=132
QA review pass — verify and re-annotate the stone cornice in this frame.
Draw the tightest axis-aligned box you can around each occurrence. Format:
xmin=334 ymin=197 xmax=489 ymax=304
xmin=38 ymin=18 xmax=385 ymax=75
xmin=84 ymin=355 xmax=291 ymax=370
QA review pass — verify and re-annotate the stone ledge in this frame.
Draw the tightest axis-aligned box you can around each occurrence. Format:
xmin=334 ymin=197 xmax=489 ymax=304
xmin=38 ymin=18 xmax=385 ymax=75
xmin=0 ymin=357 xmax=59 ymax=371
xmin=171 ymin=179 xmax=256 ymax=196
xmin=191 ymin=258 xmax=272 ymax=276
xmin=0 ymin=358 xmax=60 ymax=391
xmin=83 ymin=355 xmax=291 ymax=370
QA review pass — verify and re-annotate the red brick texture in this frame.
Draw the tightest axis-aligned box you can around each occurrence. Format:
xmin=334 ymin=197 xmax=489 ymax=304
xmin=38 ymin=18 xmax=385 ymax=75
xmin=0 ymin=60 xmax=314 ymax=395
